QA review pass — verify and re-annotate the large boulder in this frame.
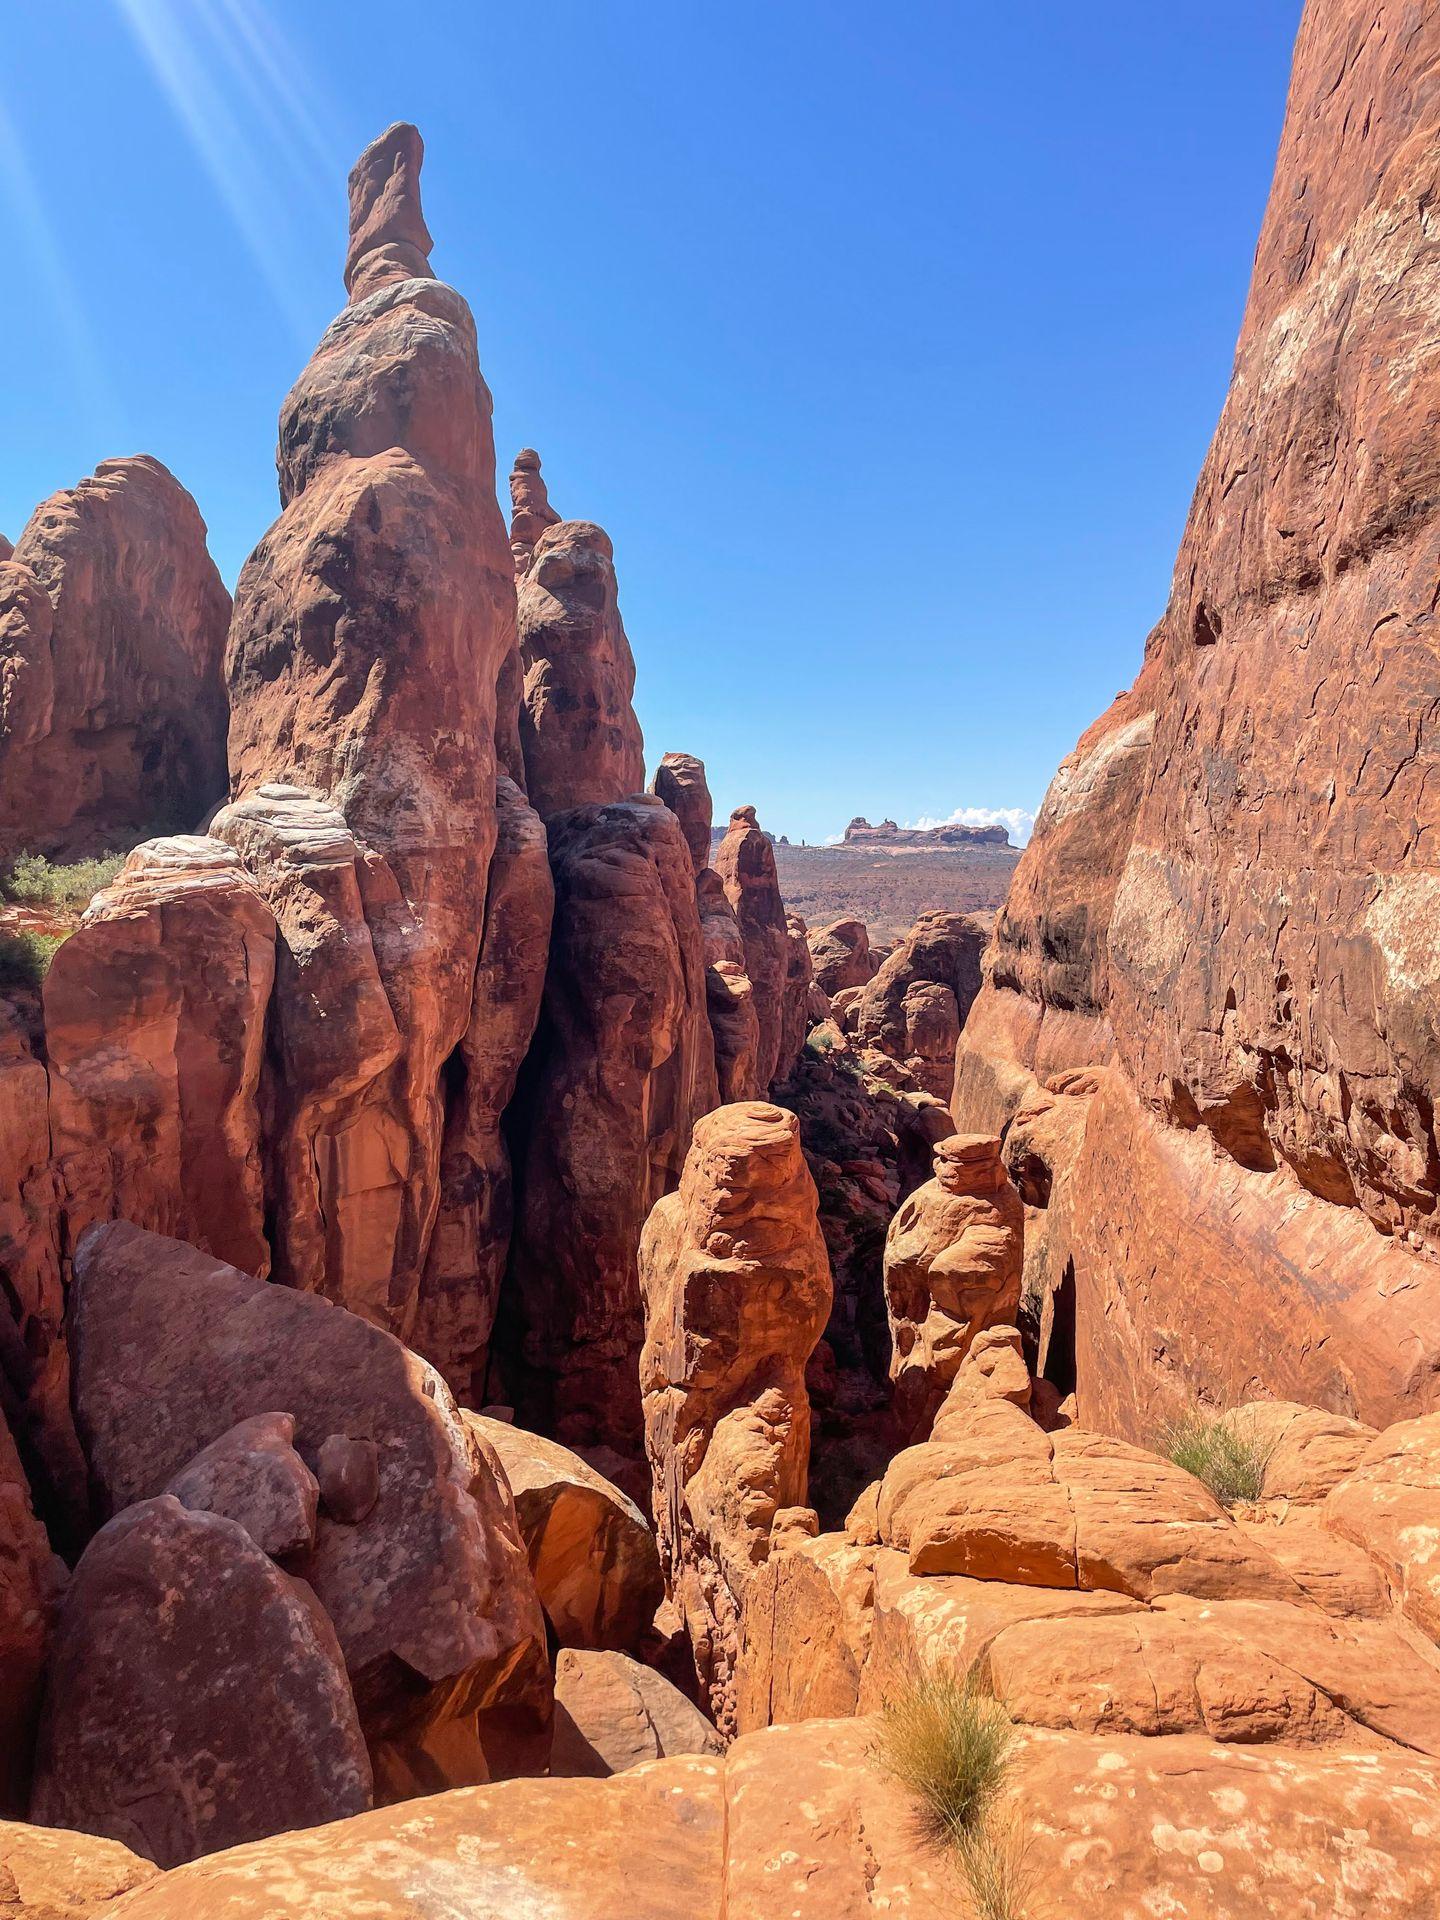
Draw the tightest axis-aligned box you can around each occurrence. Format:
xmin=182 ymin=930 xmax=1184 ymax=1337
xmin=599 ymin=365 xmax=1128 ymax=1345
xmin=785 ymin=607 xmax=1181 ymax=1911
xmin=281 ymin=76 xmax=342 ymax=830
xmin=883 ymin=1133 xmax=1023 ymax=1440
xmin=465 ymin=1413 xmax=662 ymax=1653
xmin=29 ymin=1497 xmax=371 ymax=1867
xmin=0 ymin=1821 xmax=156 ymax=1914
xmin=43 ymin=838 xmax=275 ymax=1280
xmin=550 ymin=1648 xmax=722 ymax=1778
xmin=223 ymin=124 xmax=517 ymax=1357
xmin=0 ymin=455 xmax=230 ymax=863
xmin=640 ymin=1101 xmax=831 ymax=1732
xmin=68 ymin=1222 xmax=551 ymax=1799
xmin=807 ymin=917 xmax=876 ymax=999
xmin=502 ymin=796 xmax=717 ymax=1450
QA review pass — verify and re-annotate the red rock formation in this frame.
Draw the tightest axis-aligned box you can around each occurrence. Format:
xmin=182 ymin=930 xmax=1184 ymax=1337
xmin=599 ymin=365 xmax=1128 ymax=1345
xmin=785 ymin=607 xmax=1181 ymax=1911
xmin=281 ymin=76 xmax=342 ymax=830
xmin=696 ymin=866 xmax=762 ymax=1102
xmin=465 ymin=1413 xmax=663 ymax=1653
xmin=807 ymin=917 xmax=876 ymax=998
xmin=0 ymin=1407 xmax=64 ymax=1817
xmin=224 ymin=124 xmax=516 ymax=1353
xmin=0 ymin=1820 xmax=157 ymax=1911
xmin=163 ymin=1412 xmax=319 ymax=1559
xmin=69 ymin=1222 xmax=551 ymax=1799
xmin=853 ymin=909 xmax=985 ymax=1099
xmin=0 ymin=456 xmax=230 ymax=862
xmin=714 ymin=807 xmax=790 ymax=1093
xmin=29 ymin=1497 xmax=371 ymax=1866
xmin=502 ymin=796 xmax=717 ymax=1450
xmin=639 ymin=1101 xmax=831 ymax=1733
xmin=43 ymin=837 xmax=275 ymax=1280
xmin=953 ymin=1 xmax=1440 ymax=1436
xmin=0 ymin=1003 xmax=78 ymax=1540
xmin=776 ymin=910 xmax=813 ymax=1087
xmin=414 ymin=776 xmax=553 ymax=1404
xmin=884 ymin=1133 xmax=1024 ymax=1441
xmin=649 ymin=752 xmax=713 ymax=876
xmin=518 ymin=519 xmax=645 ymax=818
xmin=508 ymin=447 xmax=560 ymax=578
xmin=550 ymin=1648 xmax=723 ymax=1777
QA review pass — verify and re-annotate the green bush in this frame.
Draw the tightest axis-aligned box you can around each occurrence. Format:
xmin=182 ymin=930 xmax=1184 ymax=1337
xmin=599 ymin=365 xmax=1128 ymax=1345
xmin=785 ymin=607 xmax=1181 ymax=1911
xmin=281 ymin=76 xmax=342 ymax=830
xmin=1158 ymin=1407 xmax=1274 ymax=1508
xmin=2 ymin=850 xmax=125 ymax=911
xmin=0 ymin=928 xmax=68 ymax=989
xmin=873 ymin=1666 xmax=1015 ymax=1849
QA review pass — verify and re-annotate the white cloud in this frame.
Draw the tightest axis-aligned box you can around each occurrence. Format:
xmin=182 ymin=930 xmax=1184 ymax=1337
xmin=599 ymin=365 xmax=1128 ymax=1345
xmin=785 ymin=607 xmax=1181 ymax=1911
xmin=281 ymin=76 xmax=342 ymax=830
xmin=904 ymin=805 xmax=1037 ymax=845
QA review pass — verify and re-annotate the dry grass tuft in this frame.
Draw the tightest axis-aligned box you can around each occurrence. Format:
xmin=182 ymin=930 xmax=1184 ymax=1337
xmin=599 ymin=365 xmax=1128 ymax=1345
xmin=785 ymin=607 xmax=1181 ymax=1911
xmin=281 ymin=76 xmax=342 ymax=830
xmin=1158 ymin=1406 xmax=1274 ymax=1508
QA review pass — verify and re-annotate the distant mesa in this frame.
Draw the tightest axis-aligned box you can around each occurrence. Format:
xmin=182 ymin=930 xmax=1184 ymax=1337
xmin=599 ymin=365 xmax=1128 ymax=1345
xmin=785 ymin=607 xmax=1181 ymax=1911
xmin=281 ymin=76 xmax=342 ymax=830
xmin=842 ymin=815 xmax=1012 ymax=850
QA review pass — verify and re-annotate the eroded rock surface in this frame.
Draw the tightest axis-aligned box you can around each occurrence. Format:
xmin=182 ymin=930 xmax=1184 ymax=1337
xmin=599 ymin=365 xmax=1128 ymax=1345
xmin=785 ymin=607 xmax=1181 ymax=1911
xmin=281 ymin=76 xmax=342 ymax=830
xmin=640 ymin=1101 xmax=831 ymax=1732
xmin=884 ymin=1134 xmax=1023 ymax=1441
xmin=502 ymin=797 xmax=716 ymax=1450
xmin=29 ymin=1497 xmax=370 ymax=1867
xmin=69 ymin=1222 xmax=551 ymax=1799
xmin=0 ymin=456 xmax=230 ymax=863
xmin=713 ymin=808 xmax=790 ymax=1093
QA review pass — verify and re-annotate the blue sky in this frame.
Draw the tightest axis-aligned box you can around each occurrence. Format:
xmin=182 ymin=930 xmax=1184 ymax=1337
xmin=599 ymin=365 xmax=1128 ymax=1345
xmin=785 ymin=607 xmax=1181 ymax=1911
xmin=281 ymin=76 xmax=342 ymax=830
xmin=0 ymin=2 xmax=1302 ymax=844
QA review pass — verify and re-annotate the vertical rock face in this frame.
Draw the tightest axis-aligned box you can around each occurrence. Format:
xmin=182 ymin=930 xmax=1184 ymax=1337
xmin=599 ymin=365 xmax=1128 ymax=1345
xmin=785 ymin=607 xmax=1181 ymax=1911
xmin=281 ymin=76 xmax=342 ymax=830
xmin=0 ymin=1005 xmax=75 ymax=1536
xmin=649 ymin=752 xmax=713 ymax=876
xmin=223 ymin=123 xmax=517 ymax=1349
xmin=0 ymin=1406 xmax=63 ymax=1817
xmin=0 ymin=456 xmax=231 ymax=862
xmin=639 ymin=1102 xmax=831 ymax=1733
xmin=414 ymin=776 xmax=553 ymax=1405
xmin=508 ymin=448 xmax=560 ymax=578
xmin=955 ymin=0 xmax=1440 ymax=1434
xmin=883 ymin=1133 xmax=1023 ymax=1441
xmin=29 ymin=1497 xmax=371 ymax=1867
xmin=69 ymin=1222 xmax=552 ymax=1799
xmin=518 ymin=519 xmax=646 ymax=818
xmin=43 ymin=837 xmax=275 ymax=1280
xmin=714 ymin=807 xmax=790 ymax=1093
xmin=777 ymin=910 xmax=814 ymax=1087
xmin=503 ymin=797 xmax=718 ymax=1450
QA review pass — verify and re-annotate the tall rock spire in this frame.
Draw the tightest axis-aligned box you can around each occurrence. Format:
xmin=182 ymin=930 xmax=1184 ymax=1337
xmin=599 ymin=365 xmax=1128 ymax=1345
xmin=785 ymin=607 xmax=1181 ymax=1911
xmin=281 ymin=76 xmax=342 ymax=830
xmin=343 ymin=121 xmax=435 ymax=302
xmin=223 ymin=125 xmax=520 ymax=1369
xmin=509 ymin=448 xmax=560 ymax=577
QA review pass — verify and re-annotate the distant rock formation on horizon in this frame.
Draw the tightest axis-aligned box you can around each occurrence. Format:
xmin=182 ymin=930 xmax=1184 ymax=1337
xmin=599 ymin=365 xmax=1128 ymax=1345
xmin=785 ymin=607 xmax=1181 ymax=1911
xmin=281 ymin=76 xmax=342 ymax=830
xmin=843 ymin=815 xmax=1012 ymax=850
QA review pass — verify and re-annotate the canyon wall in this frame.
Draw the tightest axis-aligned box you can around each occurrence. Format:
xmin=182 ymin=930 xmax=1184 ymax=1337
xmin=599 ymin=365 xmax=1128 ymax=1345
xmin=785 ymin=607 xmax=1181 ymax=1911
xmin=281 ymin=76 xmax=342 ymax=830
xmin=955 ymin=0 xmax=1440 ymax=1436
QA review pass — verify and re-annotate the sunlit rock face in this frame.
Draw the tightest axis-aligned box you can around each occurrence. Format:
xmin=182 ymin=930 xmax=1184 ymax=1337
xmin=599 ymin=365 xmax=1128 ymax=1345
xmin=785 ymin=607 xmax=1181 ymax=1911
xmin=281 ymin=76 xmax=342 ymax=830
xmin=953 ymin=0 xmax=1440 ymax=1437
xmin=223 ymin=123 xmax=519 ymax=1349
xmin=0 ymin=455 xmax=231 ymax=864
xmin=640 ymin=1101 xmax=831 ymax=1734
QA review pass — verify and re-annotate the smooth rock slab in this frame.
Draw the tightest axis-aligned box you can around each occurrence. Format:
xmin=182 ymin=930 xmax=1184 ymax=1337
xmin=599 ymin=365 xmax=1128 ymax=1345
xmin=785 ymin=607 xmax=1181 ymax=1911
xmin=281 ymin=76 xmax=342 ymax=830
xmin=550 ymin=1647 xmax=722 ymax=1776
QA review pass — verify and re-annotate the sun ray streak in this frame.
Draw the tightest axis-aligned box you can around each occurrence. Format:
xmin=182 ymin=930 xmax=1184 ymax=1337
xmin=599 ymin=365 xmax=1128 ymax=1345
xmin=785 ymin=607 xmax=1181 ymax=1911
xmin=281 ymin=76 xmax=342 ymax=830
xmin=111 ymin=0 xmax=336 ymax=342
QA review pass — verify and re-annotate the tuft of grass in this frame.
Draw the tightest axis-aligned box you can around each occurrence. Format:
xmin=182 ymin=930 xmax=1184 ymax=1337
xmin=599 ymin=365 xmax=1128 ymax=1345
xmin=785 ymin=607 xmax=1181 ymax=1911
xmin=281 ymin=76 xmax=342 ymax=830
xmin=954 ymin=1810 xmax=1033 ymax=1920
xmin=1158 ymin=1407 xmax=1274 ymax=1508
xmin=2 ymin=850 xmax=125 ymax=911
xmin=873 ymin=1666 xmax=1015 ymax=1850
xmin=0 ymin=928 xmax=68 ymax=989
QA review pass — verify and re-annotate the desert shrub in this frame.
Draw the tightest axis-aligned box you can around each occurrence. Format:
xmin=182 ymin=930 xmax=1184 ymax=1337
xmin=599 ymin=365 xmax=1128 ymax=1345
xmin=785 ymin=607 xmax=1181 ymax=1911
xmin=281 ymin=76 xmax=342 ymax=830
xmin=1158 ymin=1407 xmax=1273 ymax=1508
xmin=873 ymin=1666 xmax=1015 ymax=1848
xmin=0 ymin=928 xmax=68 ymax=988
xmin=953 ymin=1810 xmax=1032 ymax=1920
xmin=2 ymin=850 xmax=125 ymax=911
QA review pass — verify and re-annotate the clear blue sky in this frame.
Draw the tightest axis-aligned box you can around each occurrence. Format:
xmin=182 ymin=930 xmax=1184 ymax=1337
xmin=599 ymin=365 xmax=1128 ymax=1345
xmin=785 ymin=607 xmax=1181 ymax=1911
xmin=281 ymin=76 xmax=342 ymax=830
xmin=1 ymin=2 xmax=1302 ymax=845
